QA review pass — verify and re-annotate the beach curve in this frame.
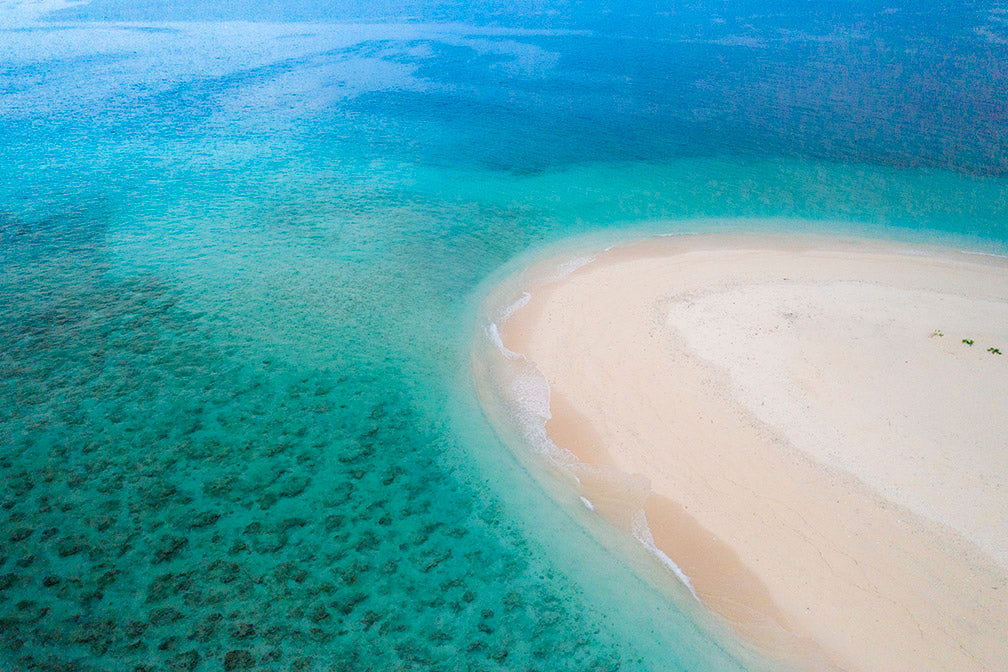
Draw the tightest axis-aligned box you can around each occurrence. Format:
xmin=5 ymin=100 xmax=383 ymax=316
xmin=472 ymin=233 xmax=1008 ymax=672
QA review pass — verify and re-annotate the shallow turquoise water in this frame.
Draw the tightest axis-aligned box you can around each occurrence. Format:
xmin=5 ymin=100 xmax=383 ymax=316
xmin=2 ymin=3 xmax=1007 ymax=671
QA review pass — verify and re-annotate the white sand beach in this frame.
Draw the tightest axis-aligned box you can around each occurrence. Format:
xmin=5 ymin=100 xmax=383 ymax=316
xmin=482 ymin=234 xmax=1008 ymax=672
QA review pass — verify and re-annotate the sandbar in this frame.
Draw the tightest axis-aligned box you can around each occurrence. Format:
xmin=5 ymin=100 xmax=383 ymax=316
xmin=477 ymin=234 xmax=1008 ymax=672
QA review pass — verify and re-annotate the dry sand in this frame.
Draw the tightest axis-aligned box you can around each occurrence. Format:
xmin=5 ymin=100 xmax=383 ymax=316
xmin=487 ymin=234 xmax=1008 ymax=672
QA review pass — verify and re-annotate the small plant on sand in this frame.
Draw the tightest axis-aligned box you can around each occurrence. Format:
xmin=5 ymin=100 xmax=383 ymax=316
xmin=930 ymin=329 xmax=944 ymax=338
xmin=988 ymin=347 xmax=1002 ymax=355
xmin=963 ymin=339 xmax=974 ymax=346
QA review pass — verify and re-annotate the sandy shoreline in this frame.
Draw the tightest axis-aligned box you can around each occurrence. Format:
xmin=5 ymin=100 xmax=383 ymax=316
xmin=477 ymin=234 xmax=1008 ymax=672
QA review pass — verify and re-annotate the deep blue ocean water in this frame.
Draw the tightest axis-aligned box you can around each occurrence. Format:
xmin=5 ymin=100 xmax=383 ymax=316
xmin=1 ymin=1 xmax=1006 ymax=670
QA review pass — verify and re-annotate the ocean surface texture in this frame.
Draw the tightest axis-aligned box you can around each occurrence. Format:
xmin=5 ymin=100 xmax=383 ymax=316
xmin=2 ymin=1 xmax=1006 ymax=670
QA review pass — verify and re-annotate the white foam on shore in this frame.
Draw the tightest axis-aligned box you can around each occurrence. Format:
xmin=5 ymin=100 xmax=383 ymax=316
xmin=498 ymin=291 xmax=532 ymax=323
xmin=555 ymin=254 xmax=596 ymax=277
xmin=529 ymin=254 xmax=598 ymax=286
xmin=482 ymin=320 xmax=582 ymax=479
xmin=479 ymin=255 xmax=701 ymax=603
xmin=961 ymin=248 xmax=1008 ymax=259
xmin=486 ymin=322 xmax=521 ymax=360
xmin=633 ymin=510 xmax=701 ymax=602
xmin=481 ymin=253 xmax=603 ymax=472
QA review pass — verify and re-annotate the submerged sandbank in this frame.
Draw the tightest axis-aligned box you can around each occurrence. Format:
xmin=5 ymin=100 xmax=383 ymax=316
xmin=474 ymin=234 xmax=1008 ymax=672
